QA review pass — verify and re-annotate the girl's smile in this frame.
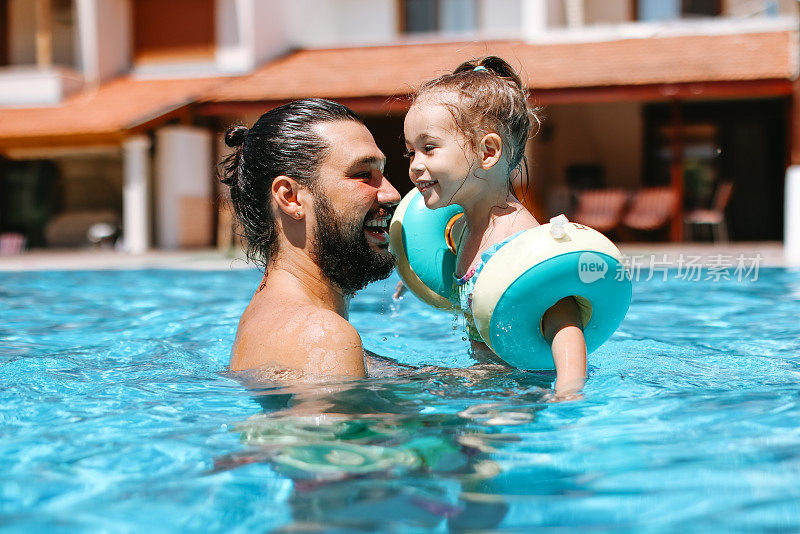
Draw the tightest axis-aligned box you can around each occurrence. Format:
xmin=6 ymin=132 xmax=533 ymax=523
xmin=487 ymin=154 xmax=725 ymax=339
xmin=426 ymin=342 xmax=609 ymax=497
xmin=403 ymin=97 xmax=476 ymax=210
xmin=414 ymin=179 xmax=437 ymax=192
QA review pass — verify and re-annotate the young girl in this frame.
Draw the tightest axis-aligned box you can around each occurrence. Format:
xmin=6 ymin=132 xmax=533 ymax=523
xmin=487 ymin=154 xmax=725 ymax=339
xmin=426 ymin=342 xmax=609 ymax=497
xmin=403 ymin=56 xmax=587 ymax=397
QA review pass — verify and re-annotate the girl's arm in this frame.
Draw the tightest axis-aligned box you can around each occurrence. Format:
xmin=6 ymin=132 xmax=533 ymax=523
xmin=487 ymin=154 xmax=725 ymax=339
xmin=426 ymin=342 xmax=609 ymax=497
xmin=542 ymin=297 xmax=587 ymax=398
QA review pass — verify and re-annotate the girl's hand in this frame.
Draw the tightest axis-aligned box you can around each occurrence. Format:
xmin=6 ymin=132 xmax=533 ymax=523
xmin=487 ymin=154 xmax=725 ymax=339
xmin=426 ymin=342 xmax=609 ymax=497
xmin=393 ymin=281 xmax=407 ymax=299
xmin=542 ymin=297 xmax=587 ymax=399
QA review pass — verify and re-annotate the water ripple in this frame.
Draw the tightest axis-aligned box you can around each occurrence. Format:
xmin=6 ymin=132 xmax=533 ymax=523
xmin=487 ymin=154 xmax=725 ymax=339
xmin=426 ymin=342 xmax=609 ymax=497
xmin=1 ymin=268 xmax=799 ymax=531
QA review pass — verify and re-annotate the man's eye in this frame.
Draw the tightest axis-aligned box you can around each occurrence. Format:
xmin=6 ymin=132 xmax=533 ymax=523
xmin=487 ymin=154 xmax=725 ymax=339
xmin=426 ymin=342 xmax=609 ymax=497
xmin=354 ymin=172 xmax=372 ymax=179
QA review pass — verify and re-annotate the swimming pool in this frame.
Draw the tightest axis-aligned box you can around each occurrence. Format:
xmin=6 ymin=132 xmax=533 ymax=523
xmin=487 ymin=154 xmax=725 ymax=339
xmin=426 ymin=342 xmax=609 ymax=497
xmin=1 ymin=266 xmax=799 ymax=531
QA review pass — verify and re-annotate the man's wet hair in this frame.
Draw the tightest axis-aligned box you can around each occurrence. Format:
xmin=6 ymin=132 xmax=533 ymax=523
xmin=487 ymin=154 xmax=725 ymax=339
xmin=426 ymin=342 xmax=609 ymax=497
xmin=219 ymin=98 xmax=362 ymax=268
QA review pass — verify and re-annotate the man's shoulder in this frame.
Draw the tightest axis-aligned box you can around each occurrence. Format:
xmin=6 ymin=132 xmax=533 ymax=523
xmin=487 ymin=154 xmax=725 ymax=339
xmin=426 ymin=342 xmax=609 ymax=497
xmin=232 ymin=301 xmax=364 ymax=374
xmin=243 ymin=301 xmax=358 ymax=336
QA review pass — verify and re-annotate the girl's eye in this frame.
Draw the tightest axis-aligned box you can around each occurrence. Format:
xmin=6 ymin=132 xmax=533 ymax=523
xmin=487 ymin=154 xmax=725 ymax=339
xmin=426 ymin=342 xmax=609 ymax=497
xmin=403 ymin=150 xmax=414 ymax=159
xmin=423 ymin=145 xmax=436 ymax=153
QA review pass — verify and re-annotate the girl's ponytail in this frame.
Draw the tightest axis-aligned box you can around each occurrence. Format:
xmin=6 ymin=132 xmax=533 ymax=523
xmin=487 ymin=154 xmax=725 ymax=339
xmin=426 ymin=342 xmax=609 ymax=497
xmin=453 ymin=56 xmax=526 ymax=94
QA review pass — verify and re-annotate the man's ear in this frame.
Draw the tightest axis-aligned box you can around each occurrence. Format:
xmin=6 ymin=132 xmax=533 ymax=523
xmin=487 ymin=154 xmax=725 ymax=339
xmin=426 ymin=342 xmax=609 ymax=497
xmin=272 ymin=176 xmax=307 ymax=219
xmin=478 ymin=133 xmax=503 ymax=170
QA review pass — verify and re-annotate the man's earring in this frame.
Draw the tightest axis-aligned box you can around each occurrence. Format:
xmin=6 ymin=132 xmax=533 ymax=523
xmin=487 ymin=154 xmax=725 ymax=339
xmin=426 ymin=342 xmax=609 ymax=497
xmin=296 ymin=211 xmax=301 ymax=217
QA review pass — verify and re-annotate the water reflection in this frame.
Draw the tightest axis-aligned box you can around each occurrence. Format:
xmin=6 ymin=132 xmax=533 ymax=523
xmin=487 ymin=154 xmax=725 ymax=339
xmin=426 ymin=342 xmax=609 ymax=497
xmin=216 ymin=365 xmax=552 ymax=530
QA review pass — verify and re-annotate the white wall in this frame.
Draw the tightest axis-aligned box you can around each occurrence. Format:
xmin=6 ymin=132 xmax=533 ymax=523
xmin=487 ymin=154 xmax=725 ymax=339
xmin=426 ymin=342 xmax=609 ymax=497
xmin=481 ymin=0 xmax=524 ymax=36
xmin=283 ymin=0 xmax=397 ymax=48
xmin=335 ymin=0 xmax=396 ymax=44
xmin=252 ymin=0 xmax=289 ymax=64
xmin=519 ymin=0 xmax=548 ymax=38
xmin=95 ymin=0 xmax=131 ymax=81
xmin=77 ymin=0 xmax=131 ymax=83
xmin=0 ymin=68 xmax=83 ymax=105
xmin=216 ymin=0 xmax=289 ymax=73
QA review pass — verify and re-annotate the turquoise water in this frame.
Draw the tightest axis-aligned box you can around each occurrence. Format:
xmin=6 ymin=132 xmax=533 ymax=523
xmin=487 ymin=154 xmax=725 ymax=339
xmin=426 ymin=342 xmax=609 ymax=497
xmin=1 ymin=267 xmax=800 ymax=531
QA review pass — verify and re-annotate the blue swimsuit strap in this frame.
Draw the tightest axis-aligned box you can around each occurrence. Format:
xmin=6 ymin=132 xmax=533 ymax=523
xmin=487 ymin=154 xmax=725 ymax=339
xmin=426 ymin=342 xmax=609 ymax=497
xmin=455 ymin=229 xmax=528 ymax=285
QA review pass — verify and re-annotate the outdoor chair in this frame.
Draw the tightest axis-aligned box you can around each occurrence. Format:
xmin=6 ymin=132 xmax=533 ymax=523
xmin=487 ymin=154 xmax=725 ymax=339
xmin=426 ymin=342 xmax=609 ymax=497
xmin=621 ymin=187 xmax=678 ymax=237
xmin=572 ymin=188 xmax=629 ymax=235
xmin=684 ymin=182 xmax=734 ymax=243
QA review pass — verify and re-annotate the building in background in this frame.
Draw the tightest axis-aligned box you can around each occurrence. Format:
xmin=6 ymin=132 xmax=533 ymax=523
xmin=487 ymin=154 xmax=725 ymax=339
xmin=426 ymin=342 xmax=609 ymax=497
xmin=0 ymin=0 xmax=798 ymax=253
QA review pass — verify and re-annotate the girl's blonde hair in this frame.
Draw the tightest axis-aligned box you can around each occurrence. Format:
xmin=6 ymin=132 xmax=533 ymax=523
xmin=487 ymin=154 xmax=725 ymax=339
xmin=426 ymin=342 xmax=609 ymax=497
xmin=413 ymin=55 xmax=539 ymax=177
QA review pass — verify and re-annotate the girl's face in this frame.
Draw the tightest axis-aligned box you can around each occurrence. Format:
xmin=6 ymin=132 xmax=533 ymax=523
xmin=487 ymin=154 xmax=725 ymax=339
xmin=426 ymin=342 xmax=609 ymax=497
xmin=404 ymin=96 xmax=477 ymax=209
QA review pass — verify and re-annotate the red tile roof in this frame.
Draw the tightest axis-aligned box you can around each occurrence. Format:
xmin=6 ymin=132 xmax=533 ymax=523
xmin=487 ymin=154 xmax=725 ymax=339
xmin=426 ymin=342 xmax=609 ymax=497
xmin=0 ymin=30 xmax=795 ymax=148
xmin=0 ymin=76 xmax=224 ymax=148
xmin=203 ymin=31 xmax=797 ymax=103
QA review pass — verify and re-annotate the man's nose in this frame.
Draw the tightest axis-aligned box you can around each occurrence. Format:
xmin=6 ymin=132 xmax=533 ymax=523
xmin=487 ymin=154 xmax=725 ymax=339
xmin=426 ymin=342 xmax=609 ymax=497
xmin=378 ymin=174 xmax=401 ymax=206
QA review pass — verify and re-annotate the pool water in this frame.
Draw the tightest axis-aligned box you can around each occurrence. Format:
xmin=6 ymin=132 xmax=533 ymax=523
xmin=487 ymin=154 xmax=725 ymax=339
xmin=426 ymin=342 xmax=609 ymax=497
xmin=1 ymin=267 xmax=799 ymax=531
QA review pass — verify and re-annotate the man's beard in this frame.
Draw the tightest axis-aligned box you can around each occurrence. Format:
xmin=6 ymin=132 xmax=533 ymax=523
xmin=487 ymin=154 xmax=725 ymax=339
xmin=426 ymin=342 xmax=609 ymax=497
xmin=312 ymin=195 xmax=395 ymax=295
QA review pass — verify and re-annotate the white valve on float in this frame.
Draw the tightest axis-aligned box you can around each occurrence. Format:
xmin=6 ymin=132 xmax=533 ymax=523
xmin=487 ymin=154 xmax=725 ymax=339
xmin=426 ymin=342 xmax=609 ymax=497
xmin=549 ymin=214 xmax=569 ymax=240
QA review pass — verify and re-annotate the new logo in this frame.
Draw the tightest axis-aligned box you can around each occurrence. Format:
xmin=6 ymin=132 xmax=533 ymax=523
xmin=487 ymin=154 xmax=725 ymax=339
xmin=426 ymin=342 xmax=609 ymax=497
xmin=578 ymin=252 xmax=607 ymax=283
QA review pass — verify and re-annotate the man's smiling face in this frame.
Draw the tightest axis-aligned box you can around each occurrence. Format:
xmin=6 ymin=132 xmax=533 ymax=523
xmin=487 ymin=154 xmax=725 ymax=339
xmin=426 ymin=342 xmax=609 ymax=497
xmin=309 ymin=120 xmax=401 ymax=294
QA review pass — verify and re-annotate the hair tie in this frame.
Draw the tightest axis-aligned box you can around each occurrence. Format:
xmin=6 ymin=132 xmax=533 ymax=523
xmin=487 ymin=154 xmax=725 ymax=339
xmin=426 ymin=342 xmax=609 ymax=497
xmin=473 ymin=66 xmax=488 ymax=72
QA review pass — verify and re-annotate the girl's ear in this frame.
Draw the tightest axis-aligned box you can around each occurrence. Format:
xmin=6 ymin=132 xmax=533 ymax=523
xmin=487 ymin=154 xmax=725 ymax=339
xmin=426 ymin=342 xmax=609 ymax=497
xmin=271 ymin=176 xmax=308 ymax=219
xmin=478 ymin=133 xmax=503 ymax=170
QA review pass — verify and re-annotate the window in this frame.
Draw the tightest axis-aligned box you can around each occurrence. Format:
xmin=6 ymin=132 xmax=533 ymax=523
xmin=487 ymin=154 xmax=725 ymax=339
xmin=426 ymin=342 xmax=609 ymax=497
xmin=1 ymin=0 xmax=76 ymax=68
xmin=51 ymin=0 xmax=75 ymax=68
xmin=682 ymin=0 xmax=721 ymax=17
xmin=402 ymin=0 xmax=477 ymax=34
xmin=636 ymin=0 xmax=720 ymax=21
xmin=133 ymin=0 xmax=215 ymax=62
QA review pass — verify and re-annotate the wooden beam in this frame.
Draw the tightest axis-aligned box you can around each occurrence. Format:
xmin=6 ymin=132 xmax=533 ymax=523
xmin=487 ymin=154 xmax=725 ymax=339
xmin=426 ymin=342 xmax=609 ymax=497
xmin=669 ymin=100 xmax=684 ymax=242
xmin=35 ymin=0 xmax=52 ymax=68
xmin=533 ymin=79 xmax=793 ymax=105
xmin=0 ymin=131 xmax=126 ymax=150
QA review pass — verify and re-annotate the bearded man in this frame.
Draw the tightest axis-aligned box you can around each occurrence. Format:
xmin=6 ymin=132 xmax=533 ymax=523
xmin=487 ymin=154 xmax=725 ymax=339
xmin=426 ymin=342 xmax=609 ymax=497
xmin=220 ymin=99 xmax=401 ymax=377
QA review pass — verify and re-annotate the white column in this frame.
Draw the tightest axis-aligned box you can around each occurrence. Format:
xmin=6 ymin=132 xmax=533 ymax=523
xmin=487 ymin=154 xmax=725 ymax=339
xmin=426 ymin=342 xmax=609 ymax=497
xmin=785 ymin=166 xmax=800 ymax=265
xmin=155 ymin=126 xmax=213 ymax=249
xmin=216 ymin=0 xmax=288 ymax=73
xmin=122 ymin=135 xmax=151 ymax=254
xmin=76 ymin=0 xmax=131 ymax=85
xmin=75 ymin=0 xmax=99 ymax=83
xmin=565 ymin=0 xmax=585 ymax=28
xmin=521 ymin=0 xmax=548 ymax=40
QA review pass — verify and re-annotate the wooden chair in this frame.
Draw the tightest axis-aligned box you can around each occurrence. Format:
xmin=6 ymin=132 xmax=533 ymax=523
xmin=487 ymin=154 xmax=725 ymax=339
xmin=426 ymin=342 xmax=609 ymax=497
xmin=684 ymin=182 xmax=734 ymax=242
xmin=621 ymin=187 xmax=678 ymax=237
xmin=572 ymin=188 xmax=629 ymax=235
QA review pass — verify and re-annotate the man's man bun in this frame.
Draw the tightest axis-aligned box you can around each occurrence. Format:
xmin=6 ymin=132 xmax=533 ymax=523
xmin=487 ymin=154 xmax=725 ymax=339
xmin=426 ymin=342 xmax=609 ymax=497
xmin=224 ymin=125 xmax=249 ymax=148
